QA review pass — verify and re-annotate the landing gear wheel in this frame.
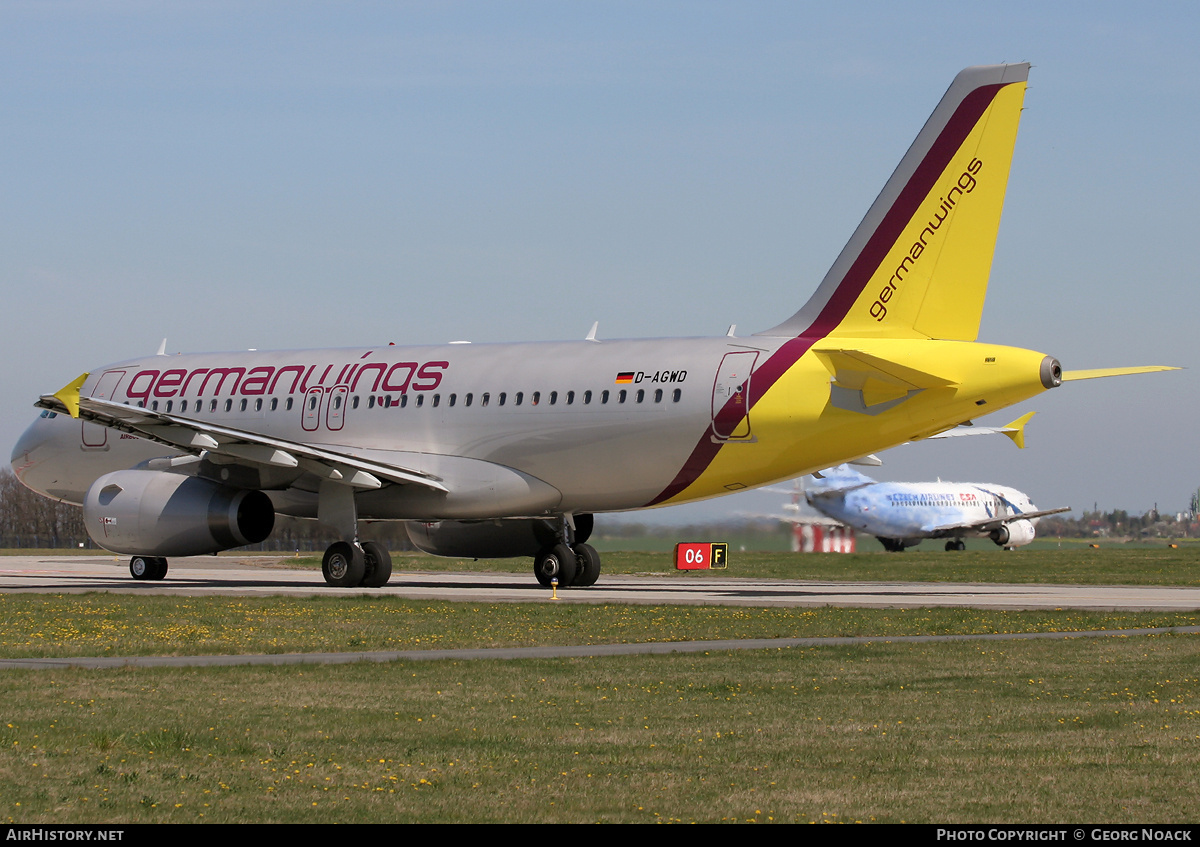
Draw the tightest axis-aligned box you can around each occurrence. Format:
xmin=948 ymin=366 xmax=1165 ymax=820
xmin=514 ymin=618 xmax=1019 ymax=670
xmin=149 ymin=557 xmax=169 ymax=579
xmin=534 ymin=543 xmax=578 ymax=587
xmin=572 ymin=543 xmax=601 ymax=587
xmin=945 ymin=539 xmax=966 ymax=552
xmin=360 ymin=542 xmax=393 ymax=588
xmin=130 ymin=556 xmax=152 ymax=580
xmin=322 ymin=542 xmax=366 ymax=587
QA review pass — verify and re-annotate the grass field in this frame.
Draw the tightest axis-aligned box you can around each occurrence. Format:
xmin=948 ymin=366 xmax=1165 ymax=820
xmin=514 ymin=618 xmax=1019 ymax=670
xmin=3 ymin=547 xmax=1200 ymax=823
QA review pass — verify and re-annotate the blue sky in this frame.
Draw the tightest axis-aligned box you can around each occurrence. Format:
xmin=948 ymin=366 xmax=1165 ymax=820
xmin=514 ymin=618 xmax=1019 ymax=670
xmin=3 ymin=1 xmax=1197 ymax=523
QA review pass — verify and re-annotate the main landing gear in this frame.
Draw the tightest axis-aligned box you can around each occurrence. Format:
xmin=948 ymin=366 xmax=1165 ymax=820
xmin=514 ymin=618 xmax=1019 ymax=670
xmin=944 ymin=539 xmax=967 ymax=552
xmin=321 ymin=540 xmax=393 ymax=588
xmin=317 ymin=480 xmax=393 ymax=588
xmin=129 ymin=556 xmax=168 ymax=580
xmin=533 ymin=515 xmax=601 ymax=588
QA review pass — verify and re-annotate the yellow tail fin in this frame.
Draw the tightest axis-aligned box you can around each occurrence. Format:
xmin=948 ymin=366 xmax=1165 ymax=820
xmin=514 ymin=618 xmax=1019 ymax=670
xmin=759 ymin=64 xmax=1029 ymax=342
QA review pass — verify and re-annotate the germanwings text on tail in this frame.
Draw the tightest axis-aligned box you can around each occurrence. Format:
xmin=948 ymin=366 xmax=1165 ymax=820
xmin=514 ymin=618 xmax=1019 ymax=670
xmin=11 ymin=64 xmax=1174 ymax=588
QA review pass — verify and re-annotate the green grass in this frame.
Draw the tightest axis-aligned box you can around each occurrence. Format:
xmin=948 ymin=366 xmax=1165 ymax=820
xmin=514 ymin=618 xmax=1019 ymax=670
xmin=3 ymin=636 xmax=1200 ymax=822
xmin=1 ymin=593 xmax=1198 ymax=659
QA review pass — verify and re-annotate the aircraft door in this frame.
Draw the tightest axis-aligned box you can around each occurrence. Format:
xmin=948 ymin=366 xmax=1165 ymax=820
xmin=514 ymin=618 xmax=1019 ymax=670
xmin=711 ymin=351 xmax=758 ymax=441
xmin=325 ymin=385 xmax=348 ymax=431
xmin=82 ymin=370 xmax=126 ymax=449
xmin=302 ymin=387 xmax=324 ymax=432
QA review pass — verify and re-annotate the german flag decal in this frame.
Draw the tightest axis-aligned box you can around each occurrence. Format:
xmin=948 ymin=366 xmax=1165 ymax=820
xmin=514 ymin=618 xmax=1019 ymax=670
xmin=615 ymin=372 xmax=635 ymax=384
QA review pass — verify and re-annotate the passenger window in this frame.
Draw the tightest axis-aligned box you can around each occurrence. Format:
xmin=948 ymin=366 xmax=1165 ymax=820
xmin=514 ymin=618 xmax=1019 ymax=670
xmin=368 ymin=395 xmax=376 ymax=409
xmin=210 ymin=399 xmax=218 ymax=412
xmin=654 ymin=389 xmax=662 ymax=403
xmin=584 ymin=390 xmax=591 ymax=404
xmin=636 ymin=389 xmax=644 ymax=403
xmin=271 ymin=397 xmax=279 ymax=411
xmin=602 ymin=390 xmax=610 ymax=404
xmin=515 ymin=392 xmax=523 ymax=406
xmin=401 ymin=394 xmax=409 ymax=408
xmin=482 ymin=393 xmax=490 ymax=407
xmin=432 ymin=394 xmax=440 ymax=408
xmin=285 ymin=397 xmax=293 ymax=411
xmin=531 ymin=391 xmax=539 ymax=406
xmin=566 ymin=391 xmax=573 ymax=405
xmin=151 ymin=401 xmax=159 ymax=411
xmin=448 ymin=394 xmax=456 ymax=407
xmin=673 ymin=388 xmax=682 ymax=402
xmin=498 ymin=392 xmax=506 ymax=406
xmin=351 ymin=396 xmax=359 ymax=409
xmin=549 ymin=391 xmax=557 ymax=405
xmin=619 ymin=390 xmax=627 ymax=403
xmin=255 ymin=398 xmax=263 ymax=411
xmin=465 ymin=393 xmax=473 ymax=407
xmin=224 ymin=399 xmax=233 ymax=412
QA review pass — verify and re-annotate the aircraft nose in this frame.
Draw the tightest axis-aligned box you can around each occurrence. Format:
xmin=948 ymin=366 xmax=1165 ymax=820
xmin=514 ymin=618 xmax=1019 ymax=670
xmin=10 ymin=413 xmax=66 ymax=496
xmin=11 ymin=416 xmax=45 ymax=475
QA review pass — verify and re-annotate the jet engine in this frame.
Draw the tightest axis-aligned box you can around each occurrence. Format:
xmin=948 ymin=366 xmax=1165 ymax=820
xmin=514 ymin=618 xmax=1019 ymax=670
xmin=406 ymin=515 xmax=593 ymax=559
xmin=82 ymin=470 xmax=275 ymax=556
xmin=990 ymin=519 xmax=1036 ymax=548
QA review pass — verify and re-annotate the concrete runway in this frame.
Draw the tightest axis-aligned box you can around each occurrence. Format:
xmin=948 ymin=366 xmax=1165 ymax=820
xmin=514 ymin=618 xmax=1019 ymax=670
xmin=3 ymin=554 xmax=1200 ymax=611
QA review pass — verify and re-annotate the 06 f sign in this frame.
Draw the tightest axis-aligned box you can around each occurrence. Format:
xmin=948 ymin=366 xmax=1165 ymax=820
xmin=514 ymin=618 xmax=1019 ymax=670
xmin=674 ymin=542 xmax=728 ymax=571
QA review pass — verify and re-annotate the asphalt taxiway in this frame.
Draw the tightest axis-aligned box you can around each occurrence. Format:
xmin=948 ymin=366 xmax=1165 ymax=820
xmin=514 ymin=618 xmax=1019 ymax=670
xmin=2 ymin=554 xmax=1200 ymax=611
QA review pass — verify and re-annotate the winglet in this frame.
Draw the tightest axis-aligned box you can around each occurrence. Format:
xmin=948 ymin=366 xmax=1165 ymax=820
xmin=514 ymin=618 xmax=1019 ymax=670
xmin=52 ymin=373 xmax=90 ymax=419
xmin=1000 ymin=411 xmax=1035 ymax=449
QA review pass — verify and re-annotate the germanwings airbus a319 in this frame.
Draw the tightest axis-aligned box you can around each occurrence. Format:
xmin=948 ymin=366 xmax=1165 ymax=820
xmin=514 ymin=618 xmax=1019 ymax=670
xmin=11 ymin=64 xmax=1173 ymax=588
xmin=802 ymin=465 xmax=1070 ymax=552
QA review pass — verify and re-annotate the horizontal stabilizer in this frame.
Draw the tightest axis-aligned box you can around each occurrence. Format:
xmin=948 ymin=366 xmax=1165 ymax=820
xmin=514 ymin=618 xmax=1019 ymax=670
xmin=925 ymin=411 xmax=1036 ymax=448
xmin=815 ymin=348 xmax=957 ymax=406
xmin=1061 ymin=366 xmax=1179 ymax=382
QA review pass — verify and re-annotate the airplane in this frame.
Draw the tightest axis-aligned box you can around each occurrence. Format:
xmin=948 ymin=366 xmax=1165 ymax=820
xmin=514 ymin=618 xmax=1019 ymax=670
xmin=801 ymin=464 xmax=1070 ymax=551
xmin=9 ymin=63 xmax=1175 ymax=589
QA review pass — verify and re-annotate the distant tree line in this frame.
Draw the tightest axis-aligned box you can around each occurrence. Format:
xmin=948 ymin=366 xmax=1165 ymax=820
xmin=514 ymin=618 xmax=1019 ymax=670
xmin=1039 ymin=509 xmax=1197 ymax=539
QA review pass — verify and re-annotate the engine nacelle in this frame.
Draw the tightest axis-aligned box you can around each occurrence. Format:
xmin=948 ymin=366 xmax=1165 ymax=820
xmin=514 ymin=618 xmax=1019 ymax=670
xmin=83 ymin=470 xmax=275 ymax=556
xmin=990 ymin=519 xmax=1036 ymax=548
xmin=406 ymin=515 xmax=593 ymax=559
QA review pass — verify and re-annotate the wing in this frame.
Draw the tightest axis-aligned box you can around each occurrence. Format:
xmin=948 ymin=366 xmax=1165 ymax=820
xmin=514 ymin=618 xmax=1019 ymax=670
xmin=37 ymin=374 xmax=447 ymax=493
xmin=921 ymin=505 xmax=1071 ymax=536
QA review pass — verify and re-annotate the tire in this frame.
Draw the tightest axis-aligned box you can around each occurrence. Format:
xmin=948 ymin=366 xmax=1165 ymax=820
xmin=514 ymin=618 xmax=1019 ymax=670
xmin=572 ymin=543 xmax=601 ymax=587
xmin=150 ymin=557 xmax=169 ymax=580
xmin=360 ymin=542 xmax=392 ymax=588
xmin=130 ymin=556 xmax=151 ymax=580
xmin=534 ymin=543 xmax=578 ymax=587
xmin=322 ymin=542 xmax=366 ymax=587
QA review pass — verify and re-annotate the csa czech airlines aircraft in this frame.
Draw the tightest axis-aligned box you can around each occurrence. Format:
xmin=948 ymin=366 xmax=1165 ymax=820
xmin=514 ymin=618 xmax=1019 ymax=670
xmin=802 ymin=465 xmax=1070 ymax=552
xmin=10 ymin=64 xmax=1172 ymax=588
